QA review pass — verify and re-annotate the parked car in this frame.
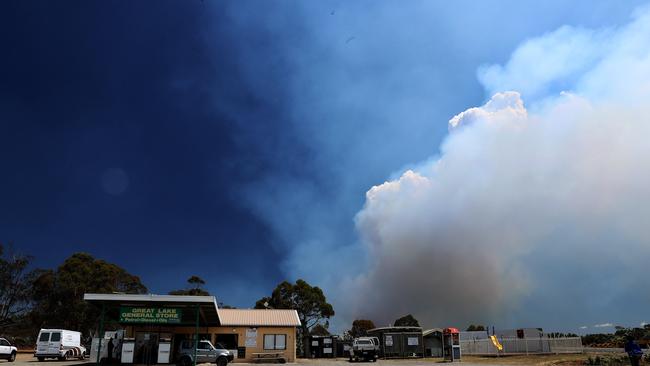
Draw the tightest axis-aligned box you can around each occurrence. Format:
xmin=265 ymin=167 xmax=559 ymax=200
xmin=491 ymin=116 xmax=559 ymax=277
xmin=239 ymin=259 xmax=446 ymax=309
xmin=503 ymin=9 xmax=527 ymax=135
xmin=35 ymin=329 xmax=86 ymax=361
xmin=349 ymin=337 xmax=379 ymax=362
xmin=176 ymin=340 xmax=232 ymax=366
xmin=0 ymin=338 xmax=17 ymax=362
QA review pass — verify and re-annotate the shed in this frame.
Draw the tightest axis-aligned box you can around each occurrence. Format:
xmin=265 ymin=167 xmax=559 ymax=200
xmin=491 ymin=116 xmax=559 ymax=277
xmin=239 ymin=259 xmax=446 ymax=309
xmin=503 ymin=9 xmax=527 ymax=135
xmin=367 ymin=327 xmax=424 ymax=359
xmin=422 ymin=328 xmax=443 ymax=357
xmin=304 ymin=335 xmax=337 ymax=358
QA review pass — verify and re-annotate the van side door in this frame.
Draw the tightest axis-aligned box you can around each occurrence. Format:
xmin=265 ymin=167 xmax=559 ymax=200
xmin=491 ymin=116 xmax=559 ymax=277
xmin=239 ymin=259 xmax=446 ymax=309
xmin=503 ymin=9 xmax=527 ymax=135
xmin=49 ymin=332 xmax=61 ymax=355
xmin=37 ymin=332 xmax=50 ymax=354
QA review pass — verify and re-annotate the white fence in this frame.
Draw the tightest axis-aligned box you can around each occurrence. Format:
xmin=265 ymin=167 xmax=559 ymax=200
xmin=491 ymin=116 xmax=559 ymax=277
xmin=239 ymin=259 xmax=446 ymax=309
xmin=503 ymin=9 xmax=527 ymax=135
xmin=461 ymin=337 xmax=583 ymax=355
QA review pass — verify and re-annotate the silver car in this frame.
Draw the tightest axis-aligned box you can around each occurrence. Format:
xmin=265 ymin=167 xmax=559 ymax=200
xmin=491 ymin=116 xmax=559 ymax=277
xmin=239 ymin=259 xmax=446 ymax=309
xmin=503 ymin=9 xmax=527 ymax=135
xmin=177 ymin=340 xmax=232 ymax=366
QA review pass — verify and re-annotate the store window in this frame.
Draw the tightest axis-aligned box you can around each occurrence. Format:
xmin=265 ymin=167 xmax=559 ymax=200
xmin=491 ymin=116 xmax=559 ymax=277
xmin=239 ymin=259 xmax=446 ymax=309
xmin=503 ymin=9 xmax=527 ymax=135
xmin=215 ymin=334 xmax=238 ymax=350
xmin=263 ymin=334 xmax=286 ymax=350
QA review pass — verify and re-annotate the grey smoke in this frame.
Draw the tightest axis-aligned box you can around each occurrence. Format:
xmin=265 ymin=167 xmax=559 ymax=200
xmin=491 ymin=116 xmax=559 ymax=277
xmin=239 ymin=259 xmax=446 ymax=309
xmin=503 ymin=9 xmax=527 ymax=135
xmin=217 ymin=1 xmax=650 ymax=331
xmin=347 ymin=6 xmax=650 ymax=329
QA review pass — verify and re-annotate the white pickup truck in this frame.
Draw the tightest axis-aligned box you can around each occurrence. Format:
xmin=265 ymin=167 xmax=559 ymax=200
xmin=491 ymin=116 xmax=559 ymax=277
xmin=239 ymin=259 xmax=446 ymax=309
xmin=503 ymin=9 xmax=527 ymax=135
xmin=348 ymin=337 xmax=379 ymax=362
xmin=0 ymin=338 xmax=17 ymax=362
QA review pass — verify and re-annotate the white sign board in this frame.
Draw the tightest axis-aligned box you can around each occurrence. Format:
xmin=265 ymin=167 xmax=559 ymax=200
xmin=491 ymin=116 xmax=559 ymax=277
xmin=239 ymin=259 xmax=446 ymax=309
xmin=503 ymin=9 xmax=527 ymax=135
xmin=323 ymin=347 xmax=332 ymax=354
xmin=157 ymin=342 xmax=171 ymax=364
xmin=312 ymin=341 xmax=319 ymax=346
xmin=121 ymin=342 xmax=134 ymax=364
xmin=245 ymin=328 xmax=257 ymax=347
xmin=385 ymin=335 xmax=393 ymax=346
xmin=323 ymin=338 xmax=332 ymax=344
xmin=407 ymin=337 xmax=419 ymax=346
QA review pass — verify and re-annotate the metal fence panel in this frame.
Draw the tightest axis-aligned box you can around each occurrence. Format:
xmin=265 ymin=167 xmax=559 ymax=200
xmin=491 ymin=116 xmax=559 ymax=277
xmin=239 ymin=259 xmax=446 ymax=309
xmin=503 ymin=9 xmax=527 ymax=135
xmin=461 ymin=337 xmax=583 ymax=355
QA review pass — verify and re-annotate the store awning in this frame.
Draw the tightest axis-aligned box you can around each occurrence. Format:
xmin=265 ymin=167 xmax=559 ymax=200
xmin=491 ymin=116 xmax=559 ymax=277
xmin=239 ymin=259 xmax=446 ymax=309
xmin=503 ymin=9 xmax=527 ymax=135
xmin=83 ymin=293 xmax=221 ymax=326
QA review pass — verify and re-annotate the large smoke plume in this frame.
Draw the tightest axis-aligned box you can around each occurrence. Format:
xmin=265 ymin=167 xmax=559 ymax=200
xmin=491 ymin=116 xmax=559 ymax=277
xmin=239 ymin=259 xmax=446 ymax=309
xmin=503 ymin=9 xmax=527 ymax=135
xmin=224 ymin=2 xmax=650 ymax=331
xmin=345 ymin=8 xmax=650 ymax=329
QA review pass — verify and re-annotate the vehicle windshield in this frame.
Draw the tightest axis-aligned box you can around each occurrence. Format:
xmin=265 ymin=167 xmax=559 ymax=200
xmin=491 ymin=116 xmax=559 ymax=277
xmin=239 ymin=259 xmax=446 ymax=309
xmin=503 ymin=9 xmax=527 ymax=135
xmin=39 ymin=333 xmax=50 ymax=342
xmin=215 ymin=343 xmax=226 ymax=350
xmin=357 ymin=340 xmax=371 ymax=345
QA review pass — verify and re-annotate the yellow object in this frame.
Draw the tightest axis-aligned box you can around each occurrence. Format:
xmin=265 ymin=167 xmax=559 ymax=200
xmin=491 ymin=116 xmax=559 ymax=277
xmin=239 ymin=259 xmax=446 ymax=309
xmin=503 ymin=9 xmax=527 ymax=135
xmin=490 ymin=335 xmax=503 ymax=351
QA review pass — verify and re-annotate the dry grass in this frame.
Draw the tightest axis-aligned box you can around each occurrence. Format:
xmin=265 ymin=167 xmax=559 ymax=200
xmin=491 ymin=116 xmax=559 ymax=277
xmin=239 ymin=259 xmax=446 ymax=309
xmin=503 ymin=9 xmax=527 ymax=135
xmin=460 ymin=353 xmax=628 ymax=365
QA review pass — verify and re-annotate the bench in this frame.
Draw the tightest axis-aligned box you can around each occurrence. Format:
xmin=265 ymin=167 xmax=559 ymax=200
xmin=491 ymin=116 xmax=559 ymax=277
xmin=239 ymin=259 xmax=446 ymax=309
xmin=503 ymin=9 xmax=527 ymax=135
xmin=250 ymin=352 xmax=286 ymax=363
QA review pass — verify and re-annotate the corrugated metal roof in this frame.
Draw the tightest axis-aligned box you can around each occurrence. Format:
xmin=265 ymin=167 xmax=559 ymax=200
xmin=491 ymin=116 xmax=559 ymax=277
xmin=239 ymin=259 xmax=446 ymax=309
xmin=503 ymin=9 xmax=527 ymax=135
xmin=423 ymin=328 xmax=443 ymax=337
xmin=219 ymin=309 xmax=301 ymax=327
xmin=368 ymin=326 xmax=422 ymax=332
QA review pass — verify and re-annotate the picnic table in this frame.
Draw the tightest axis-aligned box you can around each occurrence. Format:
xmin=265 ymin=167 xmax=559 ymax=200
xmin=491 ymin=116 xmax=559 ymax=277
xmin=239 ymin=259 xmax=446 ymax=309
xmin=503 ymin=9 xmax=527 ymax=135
xmin=250 ymin=351 xmax=286 ymax=363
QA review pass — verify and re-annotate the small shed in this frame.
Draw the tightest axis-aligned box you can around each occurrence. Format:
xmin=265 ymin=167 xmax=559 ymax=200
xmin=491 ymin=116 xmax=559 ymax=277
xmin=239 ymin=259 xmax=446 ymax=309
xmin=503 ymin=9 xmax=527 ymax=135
xmin=423 ymin=328 xmax=443 ymax=357
xmin=367 ymin=326 xmax=424 ymax=359
xmin=304 ymin=335 xmax=337 ymax=358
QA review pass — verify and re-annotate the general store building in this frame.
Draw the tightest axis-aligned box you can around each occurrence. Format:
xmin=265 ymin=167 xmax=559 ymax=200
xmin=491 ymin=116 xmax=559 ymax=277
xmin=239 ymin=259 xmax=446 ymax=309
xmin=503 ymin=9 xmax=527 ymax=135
xmin=83 ymin=294 xmax=300 ymax=364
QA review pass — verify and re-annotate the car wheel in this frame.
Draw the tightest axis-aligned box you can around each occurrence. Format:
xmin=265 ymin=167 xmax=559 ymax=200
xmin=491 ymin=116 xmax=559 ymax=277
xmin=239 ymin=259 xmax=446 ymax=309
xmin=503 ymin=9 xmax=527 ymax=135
xmin=9 ymin=352 xmax=16 ymax=362
xmin=216 ymin=356 xmax=228 ymax=366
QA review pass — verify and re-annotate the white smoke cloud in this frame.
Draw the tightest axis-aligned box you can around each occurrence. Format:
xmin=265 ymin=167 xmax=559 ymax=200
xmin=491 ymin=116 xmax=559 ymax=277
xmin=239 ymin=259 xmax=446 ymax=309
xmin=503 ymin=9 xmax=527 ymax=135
xmin=344 ymin=6 xmax=650 ymax=329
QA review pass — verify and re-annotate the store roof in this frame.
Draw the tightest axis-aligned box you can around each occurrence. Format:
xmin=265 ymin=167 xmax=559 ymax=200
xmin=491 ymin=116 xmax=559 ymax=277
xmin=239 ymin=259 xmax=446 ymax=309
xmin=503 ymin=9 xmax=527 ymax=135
xmin=219 ymin=309 xmax=301 ymax=327
xmin=83 ymin=293 xmax=221 ymax=325
xmin=368 ymin=326 xmax=423 ymax=333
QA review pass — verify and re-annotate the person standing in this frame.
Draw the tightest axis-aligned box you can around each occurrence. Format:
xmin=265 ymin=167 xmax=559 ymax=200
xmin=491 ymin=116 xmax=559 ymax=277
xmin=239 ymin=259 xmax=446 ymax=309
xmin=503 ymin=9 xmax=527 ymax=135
xmin=624 ymin=336 xmax=643 ymax=366
xmin=107 ymin=337 xmax=115 ymax=363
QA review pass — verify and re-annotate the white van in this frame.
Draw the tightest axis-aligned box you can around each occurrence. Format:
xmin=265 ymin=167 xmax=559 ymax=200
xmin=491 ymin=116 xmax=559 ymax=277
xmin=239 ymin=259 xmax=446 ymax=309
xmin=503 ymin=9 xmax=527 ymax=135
xmin=35 ymin=329 xmax=86 ymax=361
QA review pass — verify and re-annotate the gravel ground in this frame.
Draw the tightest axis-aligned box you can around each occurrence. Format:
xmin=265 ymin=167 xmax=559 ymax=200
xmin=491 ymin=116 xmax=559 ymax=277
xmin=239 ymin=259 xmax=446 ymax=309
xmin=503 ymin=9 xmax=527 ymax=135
xmin=7 ymin=354 xmax=613 ymax=366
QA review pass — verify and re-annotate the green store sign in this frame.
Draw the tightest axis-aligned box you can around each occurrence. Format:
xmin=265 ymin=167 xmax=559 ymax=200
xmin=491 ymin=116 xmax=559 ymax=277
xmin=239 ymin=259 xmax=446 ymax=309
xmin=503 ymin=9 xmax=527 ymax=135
xmin=119 ymin=307 xmax=183 ymax=324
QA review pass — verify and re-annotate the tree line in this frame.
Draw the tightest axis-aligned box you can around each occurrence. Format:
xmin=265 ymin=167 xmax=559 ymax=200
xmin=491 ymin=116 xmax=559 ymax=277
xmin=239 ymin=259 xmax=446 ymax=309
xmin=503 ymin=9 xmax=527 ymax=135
xmin=0 ymin=243 xmax=337 ymax=353
xmin=583 ymin=325 xmax=650 ymax=348
xmin=0 ymin=244 xmax=149 ymax=346
xmin=4 ymin=242 xmax=489 ymax=355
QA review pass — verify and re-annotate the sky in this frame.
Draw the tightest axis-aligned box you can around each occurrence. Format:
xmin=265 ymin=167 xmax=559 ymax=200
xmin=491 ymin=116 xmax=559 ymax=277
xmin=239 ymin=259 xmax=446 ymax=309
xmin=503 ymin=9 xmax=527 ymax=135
xmin=1 ymin=1 xmax=649 ymax=334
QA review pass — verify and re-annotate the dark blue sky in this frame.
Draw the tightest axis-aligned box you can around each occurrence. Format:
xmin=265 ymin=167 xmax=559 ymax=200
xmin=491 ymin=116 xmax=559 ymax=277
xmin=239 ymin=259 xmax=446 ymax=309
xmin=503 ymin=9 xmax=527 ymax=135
xmin=0 ymin=1 xmax=294 ymax=303
xmin=2 ymin=0 xmax=647 ymax=328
